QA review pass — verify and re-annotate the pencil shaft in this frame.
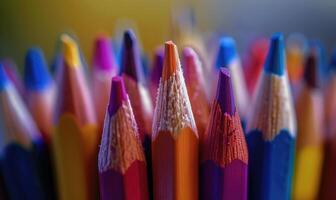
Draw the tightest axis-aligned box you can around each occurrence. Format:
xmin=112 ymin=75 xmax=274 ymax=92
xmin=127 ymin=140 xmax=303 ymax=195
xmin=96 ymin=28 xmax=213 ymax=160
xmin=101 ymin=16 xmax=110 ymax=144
xmin=152 ymin=128 xmax=198 ymax=200
xmin=247 ymin=130 xmax=295 ymax=200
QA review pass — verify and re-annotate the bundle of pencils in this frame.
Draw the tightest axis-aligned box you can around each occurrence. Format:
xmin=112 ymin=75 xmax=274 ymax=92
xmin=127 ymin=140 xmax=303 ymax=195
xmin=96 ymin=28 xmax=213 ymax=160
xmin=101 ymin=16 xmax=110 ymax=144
xmin=152 ymin=41 xmax=198 ymax=200
xmin=246 ymin=33 xmax=296 ymax=200
xmin=52 ymin=34 xmax=99 ymax=200
xmin=4 ymin=19 xmax=336 ymax=200
xmin=200 ymin=68 xmax=248 ymax=200
xmin=98 ymin=76 xmax=148 ymax=200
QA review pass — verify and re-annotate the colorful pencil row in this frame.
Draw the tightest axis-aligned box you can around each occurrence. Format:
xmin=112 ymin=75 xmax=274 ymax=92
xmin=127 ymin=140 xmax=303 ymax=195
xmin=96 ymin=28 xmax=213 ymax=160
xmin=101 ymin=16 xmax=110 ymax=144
xmin=0 ymin=29 xmax=335 ymax=200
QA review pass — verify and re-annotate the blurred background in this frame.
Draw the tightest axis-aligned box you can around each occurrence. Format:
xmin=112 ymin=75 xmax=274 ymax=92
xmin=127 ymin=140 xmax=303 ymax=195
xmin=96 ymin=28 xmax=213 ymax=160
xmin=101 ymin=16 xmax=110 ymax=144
xmin=1 ymin=0 xmax=336 ymax=68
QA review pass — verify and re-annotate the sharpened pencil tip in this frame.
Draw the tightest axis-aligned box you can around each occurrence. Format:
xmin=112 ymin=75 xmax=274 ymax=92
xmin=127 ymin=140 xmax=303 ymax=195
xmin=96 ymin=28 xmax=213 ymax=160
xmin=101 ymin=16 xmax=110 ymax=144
xmin=182 ymin=47 xmax=201 ymax=76
xmin=216 ymin=68 xmax=235 ymax=115
xmin=124 ymin=29 xmax=136 ymax=49
xmin=61 ymin=34 xmax=80 ymax=68
xmin=120 ymin=29 xmax=143 ymax=83
xmin=151 ymin=46 xmax=164 ymax=83
xmin=94 ymin=35 xmax=115 ymax=71
xmin=108 ymin=76 xmax=128 ymax=116
xmin=304 ymin=48 xmax=320 ymax=88
xmin=162 ymin=41 xmax=179 ymax=80
xmin=24 ymin=47 xmax=52 ymax=91
xmin=215 ymin=37 xmax=237 ymax=69
xmin=264 ymin=33 xmax=286 ymax=76
xmin=0 ymin=64 xmax=9 ymax=91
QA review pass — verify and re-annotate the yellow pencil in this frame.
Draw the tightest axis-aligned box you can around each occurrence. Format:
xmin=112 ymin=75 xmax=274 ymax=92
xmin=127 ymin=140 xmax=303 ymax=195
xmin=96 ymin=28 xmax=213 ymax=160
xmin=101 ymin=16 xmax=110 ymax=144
xmin=52 ymin=34 xmax=99 ymax=200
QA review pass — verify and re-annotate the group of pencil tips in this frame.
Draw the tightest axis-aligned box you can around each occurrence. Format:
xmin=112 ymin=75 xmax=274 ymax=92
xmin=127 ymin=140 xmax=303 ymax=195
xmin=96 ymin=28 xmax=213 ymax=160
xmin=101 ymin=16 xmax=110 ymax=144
xmin=0 ymin=27 xmax=336 ymax=200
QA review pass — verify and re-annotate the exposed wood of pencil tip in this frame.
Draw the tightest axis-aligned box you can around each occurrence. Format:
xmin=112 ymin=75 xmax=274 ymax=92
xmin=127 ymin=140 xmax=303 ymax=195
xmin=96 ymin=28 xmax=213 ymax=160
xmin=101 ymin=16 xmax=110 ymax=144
xmin=162 ymin=41 xmax=179 ymax=81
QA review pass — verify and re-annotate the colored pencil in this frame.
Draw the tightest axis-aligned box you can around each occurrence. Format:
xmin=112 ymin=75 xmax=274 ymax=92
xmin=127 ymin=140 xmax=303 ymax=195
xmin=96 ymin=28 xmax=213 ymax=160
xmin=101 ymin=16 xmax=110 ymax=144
xmin=242 ymin=38 xmax=269 ymax=95
xmin=319 ymin=49 xmax=336 ymax=200
xmin=200 ymin=68 xmax=248 ymax=200
xmin=149 ymin=47 xmax=164 ymax=103
xmin=24 ymin=47 xmax=56 ymax=143
xmin=152 ymin=41 xmax=199 ymax=200
xmin=246 ymin=33 xmax=296 ymax=200
xmin=182 ymin=47 xmax=210 ymax=138
xmin=293 ymin=47 xmax=324 ymax=200
xmin=120 ymin=29 xmax=153 ymax=196
xmin=98 ymin=76 xmax=148 ymax=200
xmin=0 ymin=64 xmax=47 ymax=199
xmin=52 ymin=34 xmax=99 ymax=200
xmin=92 ymin=34 xmax=118 ymax=129
xmin=1 ymin=59 xmax=25 ymax=97
xmin=215 ymin=37 xmax=249 ymax=127
xmin=286 ymin=33 xmax=307 ymax=86
xmin=24 ymin=47 xmax=57 ymax=199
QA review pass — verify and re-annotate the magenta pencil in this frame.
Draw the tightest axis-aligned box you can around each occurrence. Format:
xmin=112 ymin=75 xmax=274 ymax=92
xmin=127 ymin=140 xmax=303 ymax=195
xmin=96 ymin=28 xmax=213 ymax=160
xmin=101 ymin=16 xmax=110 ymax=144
xmin=98 ymin=76 xmax=148 ymax=200
xmin=200 ymin=68 xmax=248 ymax=200
xmin=92 ymin=34 xmax=118 ymax=128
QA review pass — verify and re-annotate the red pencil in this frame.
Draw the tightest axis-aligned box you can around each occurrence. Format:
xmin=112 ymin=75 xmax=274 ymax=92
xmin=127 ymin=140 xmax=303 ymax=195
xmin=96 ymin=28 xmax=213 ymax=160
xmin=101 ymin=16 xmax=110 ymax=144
xmin=98 ymin=76 xmax=148 ymax=200
xmin=200 ymin=68 xmax=248 ymax=200
xmin=182 ymin=47 xmax=210 ymax=139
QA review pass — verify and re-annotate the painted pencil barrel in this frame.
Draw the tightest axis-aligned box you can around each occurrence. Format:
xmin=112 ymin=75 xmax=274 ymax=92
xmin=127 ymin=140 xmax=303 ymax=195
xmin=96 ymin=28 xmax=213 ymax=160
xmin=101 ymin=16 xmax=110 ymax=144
xmin=0 ymin=144 xmax=45 ymax=200
xmin=152 ymin=128 xmax=198 ymax=200
xmin=247 ymin=130 xmax=295 ymax=200
xmin=53 ymin=115 xmax=98 ymax=200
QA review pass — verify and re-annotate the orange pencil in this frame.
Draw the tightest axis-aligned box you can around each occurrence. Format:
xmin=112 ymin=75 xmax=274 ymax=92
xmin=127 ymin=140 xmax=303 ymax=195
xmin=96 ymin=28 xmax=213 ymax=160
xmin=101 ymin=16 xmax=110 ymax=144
xmin=152 ymin=41 xmax=199 ymax=200
xmin=52 ymin=34 xmax=99 ymax=200
xmin=182 ymin=47 xmax=210 ymax=138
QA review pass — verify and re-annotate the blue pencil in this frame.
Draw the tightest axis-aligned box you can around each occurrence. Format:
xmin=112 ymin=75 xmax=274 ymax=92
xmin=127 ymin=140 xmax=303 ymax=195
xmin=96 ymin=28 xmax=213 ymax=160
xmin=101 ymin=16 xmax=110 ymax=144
xmin=246 ymin=33 xmax=297 ymax=200
xmin=0 ymin=64 xmax=47 ymax=200
xmin=24 ymin=47 xmax=57 ymax=199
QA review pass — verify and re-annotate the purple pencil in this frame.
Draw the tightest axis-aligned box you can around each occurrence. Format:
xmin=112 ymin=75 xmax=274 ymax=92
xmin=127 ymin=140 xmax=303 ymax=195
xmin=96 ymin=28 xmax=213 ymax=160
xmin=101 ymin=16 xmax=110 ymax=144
xmin=149 ymin=46 xmax=164 ymax=103
xmin=200 ymin=68 xmax=248 ymax=200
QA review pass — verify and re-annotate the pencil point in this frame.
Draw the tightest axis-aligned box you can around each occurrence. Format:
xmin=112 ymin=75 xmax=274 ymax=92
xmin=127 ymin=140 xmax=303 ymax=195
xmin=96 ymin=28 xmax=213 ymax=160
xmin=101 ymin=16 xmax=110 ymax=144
xmin=124 ymin=29 xmax=135 ymax=49
xmin=215 ymin=37 xmax=237 ymax=69
xmin=93 ymin=35 xmax=116 ymax=71
xmin=24 ymin=47 xmax=52 ymax=91
xmin=216 ymin=68 xmax=235 ymax=115
xmin=108 ymin=76 xmax=128 ymax=116
xmin=182 ymin=47 xmax=201 ymax=77
xmin=61 ymin=34 xmax=80 ymax=68
xmin=151 ymin=47 xmax=164 ymax=83
xmin=162 ymin=41 xmax=179 ymax=80
xmin=0 ymin=64 xmax=9 ymax=91
xmin=264 ymin=33 xmax=286 ymax=76
xmin=120 ymin=29 xmax=143 ymax=83
xmin=304 ymin=49 xmax=320 ymax=88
